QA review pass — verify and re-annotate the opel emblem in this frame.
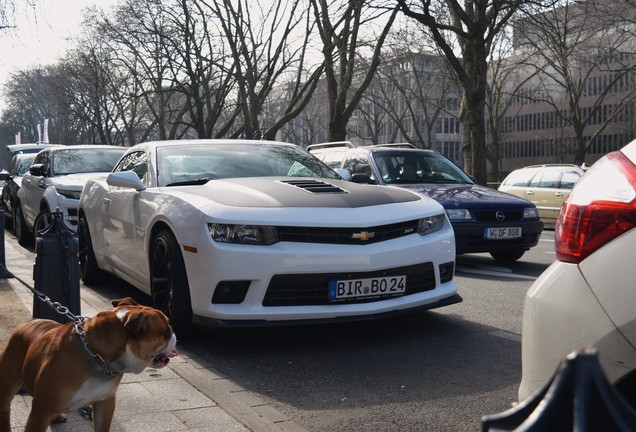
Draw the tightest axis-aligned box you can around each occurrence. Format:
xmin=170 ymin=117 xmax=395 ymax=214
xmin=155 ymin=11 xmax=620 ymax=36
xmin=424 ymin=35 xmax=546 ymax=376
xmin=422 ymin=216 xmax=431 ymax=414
xmin=495 ymin=211 xmax=506 ymax=222
xmin=352 ymin=231 xmax=375 ymax=241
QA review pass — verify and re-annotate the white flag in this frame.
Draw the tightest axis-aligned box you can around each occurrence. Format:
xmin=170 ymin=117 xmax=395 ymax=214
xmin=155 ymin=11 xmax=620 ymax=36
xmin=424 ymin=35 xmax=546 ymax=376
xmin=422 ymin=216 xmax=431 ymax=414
xmin=43 ymin=118 xmax=49 ymax=144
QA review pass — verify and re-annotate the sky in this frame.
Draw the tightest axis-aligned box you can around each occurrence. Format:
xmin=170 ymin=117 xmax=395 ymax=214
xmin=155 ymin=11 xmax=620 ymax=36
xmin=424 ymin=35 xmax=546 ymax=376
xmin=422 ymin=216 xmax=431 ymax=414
xmin=0 ymin=0 xmax=117 ymax=114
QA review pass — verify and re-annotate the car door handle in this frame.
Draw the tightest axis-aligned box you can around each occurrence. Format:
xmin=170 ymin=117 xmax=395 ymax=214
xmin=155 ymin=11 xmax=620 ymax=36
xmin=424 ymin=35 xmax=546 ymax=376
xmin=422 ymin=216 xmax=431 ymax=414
xmin=555 ymin=192 xmax=563 ymax=197
xmin=525 ymin=190 xmax=534 ymax=196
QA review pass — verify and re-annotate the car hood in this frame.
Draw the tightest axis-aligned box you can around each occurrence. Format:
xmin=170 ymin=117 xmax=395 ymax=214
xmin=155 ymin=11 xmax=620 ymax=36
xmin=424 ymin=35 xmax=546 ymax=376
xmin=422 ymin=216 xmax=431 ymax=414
xmin=50 ymin=172 xmax=112 ymax=189
xmin=175 ymin=177 xmax=429 ymax=209
xmin=395 ymin=183 xmax=535 ymax=209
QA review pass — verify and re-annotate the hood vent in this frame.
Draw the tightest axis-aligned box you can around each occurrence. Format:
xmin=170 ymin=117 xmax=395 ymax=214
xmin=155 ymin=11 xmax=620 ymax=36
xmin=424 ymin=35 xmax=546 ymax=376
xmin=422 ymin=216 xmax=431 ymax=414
xmin=281 ymin=179 xmax=348 ymax=194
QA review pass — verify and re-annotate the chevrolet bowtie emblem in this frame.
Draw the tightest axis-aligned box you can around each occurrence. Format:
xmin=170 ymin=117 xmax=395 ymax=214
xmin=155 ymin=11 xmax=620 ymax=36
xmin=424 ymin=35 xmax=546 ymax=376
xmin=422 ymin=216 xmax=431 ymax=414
xmin=352 ymin=231 xmax=375 ymax=241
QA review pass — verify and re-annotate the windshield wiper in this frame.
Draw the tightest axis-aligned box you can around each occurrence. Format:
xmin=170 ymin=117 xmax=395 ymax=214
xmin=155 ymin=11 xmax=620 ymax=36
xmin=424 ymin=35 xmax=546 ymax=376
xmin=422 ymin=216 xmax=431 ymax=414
xmin=166 ymin=177 xmax=213 ymax=186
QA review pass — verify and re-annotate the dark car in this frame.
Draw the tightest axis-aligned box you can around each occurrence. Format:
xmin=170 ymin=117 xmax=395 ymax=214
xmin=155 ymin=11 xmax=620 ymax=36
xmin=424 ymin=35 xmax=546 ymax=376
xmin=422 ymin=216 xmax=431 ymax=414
xmin=0 ymin=153 xmax=37 ymax=230
xmin=310 ymin=143 xmax=544 ymax=262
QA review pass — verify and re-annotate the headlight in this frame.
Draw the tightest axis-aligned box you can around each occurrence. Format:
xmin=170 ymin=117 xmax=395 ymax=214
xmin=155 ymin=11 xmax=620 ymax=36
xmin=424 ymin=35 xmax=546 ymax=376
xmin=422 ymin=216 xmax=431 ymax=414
xmin=57 ymin=188 xmax=82 ymax=199
xmin=208 ymin=223 xmax=279 ymax=245
xmin=523 ymin=207 xmax=539 ymax=220
xmin=446 ymin=208 xmax=472 ymax=220
xmin=417 ymin=214 xmax=445 ymax=235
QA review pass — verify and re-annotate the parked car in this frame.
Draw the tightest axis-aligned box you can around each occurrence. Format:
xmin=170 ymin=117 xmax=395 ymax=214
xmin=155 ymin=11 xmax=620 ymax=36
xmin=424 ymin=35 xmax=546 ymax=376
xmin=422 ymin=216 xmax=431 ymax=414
xmin=0 ymin=153 xmax=37 ymax=230
xmin=498 ymin=164 xmax=586 ymax=227
xmin=518 ymin=139 xmax=636 ymax=408
xmin=77 ymin=139 xmax=461 ymax=335
xmin=15 ymin=145 xmax=126 ymax=246
xmin=6 ymin=143 xmax=64 ymax=154
xmin=310 ymin=143 xmax=543 ymax=262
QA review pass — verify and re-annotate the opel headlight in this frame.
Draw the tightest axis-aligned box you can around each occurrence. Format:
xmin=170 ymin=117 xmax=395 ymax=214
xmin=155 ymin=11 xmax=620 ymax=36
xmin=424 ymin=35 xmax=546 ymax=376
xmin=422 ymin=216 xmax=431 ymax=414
xmin=417 ymin=214 xmax=445 ymax=235
xmin=446 ymin=209 xmax=472 ymax=221
xmin=523 ymin=207 xmax=539 ymax=220
xmin=208 ymin=223 xmax=279 ymax=245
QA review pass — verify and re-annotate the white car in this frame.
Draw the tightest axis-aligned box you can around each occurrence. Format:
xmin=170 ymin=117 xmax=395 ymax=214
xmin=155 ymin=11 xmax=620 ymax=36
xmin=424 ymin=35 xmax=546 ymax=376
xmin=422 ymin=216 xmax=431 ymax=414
xmin=15 ymin=145 xmax=126 ymax=246
xmin=78 ymin=139 xmax=461 ymax=335
xmin=518 ymin=139 xmax=636 ymax=408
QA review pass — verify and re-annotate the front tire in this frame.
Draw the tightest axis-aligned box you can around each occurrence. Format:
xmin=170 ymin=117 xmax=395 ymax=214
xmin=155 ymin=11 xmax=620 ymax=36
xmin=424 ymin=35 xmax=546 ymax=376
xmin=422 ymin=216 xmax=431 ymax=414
xmin=34 ymin=209 xmax=54 ymax=237
xmin=14 ymin=203 xmax=33 ymax=247
xmin=3 ymin=200 xmax=12 ymax=230
xmin=490 ymin=250 xmax=525 ymax=262
xmin=78 ymin=214 xmax=105 ymax=284
xmin=150 ymin=230 xmax=195 ymax=337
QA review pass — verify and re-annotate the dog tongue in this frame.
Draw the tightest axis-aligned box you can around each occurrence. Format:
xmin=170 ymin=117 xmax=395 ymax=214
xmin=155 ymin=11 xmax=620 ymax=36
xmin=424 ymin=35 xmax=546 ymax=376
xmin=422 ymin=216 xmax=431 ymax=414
xmin=153 ymin=348 xmax=178 ymax=368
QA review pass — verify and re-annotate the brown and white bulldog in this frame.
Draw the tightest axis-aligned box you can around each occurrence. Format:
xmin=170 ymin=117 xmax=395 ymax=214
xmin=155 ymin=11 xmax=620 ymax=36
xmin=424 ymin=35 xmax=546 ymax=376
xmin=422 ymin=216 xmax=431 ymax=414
xmin=0 ymin=297 xmax=177 ymax=432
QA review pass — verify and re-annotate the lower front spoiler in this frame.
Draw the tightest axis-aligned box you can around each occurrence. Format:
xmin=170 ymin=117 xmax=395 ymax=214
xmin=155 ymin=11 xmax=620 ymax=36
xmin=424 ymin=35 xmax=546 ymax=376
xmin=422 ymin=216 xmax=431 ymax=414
xmin=193 ymin=293 xmax=463 ymax=329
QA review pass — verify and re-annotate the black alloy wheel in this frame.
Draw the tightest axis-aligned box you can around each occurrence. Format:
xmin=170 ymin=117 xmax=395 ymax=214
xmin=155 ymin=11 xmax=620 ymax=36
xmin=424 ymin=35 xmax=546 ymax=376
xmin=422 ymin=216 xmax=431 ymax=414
xmin=150 ymin=230 xmax=194 ymax=337
xmin=34 ymin=209 xmax=54 ymax=237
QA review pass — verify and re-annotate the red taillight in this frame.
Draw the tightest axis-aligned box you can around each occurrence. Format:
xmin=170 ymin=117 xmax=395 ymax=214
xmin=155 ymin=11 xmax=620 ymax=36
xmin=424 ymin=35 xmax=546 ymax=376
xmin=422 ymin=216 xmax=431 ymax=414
xmin=555 ymin=151 xmax=636 ymax=263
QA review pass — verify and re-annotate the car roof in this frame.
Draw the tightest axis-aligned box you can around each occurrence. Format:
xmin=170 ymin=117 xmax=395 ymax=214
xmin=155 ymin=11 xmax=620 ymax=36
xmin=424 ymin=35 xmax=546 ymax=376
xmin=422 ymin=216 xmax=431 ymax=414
xmin=307 ymin=141 xmax=355 ymax=152
xmin=129 ymin=139 xmax=301 ymax=151
xmin=7 ymin=143 xmax=65 ymax=154
xmin=44 ymin=144 xmax=124 ymax=151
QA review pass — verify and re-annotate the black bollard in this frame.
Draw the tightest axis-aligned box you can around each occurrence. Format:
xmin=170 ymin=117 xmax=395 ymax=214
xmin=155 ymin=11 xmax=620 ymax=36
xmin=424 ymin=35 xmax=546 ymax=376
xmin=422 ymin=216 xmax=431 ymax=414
xmin=482 ymin=348 xmax=636 ymax=431
xmin=32 ymin=210 xmax=81 ymax=322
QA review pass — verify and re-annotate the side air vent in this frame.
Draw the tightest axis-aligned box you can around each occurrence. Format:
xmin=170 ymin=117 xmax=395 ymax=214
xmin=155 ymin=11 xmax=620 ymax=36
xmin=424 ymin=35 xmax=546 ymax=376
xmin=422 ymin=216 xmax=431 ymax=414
xmin=281 ymin=179 xmax=348 ymax=194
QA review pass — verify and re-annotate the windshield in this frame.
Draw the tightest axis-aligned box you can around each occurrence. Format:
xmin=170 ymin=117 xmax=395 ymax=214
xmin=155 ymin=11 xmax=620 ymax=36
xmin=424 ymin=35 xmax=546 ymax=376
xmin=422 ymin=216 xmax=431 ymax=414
xmin=371 ymin=151 xmax=474 ymax=185
xmin=52 ymin=148 xmax=125 ymax=175
xmin=16 ymin=156 xmax=36 ymax=176
xmin=157 ymin=142 xmax=341 ymax=187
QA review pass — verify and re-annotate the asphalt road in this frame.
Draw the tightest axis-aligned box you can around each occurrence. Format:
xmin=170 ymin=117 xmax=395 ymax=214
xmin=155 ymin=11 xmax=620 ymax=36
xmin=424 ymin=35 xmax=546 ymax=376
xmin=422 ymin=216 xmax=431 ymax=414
xmin=6 ymin=227 xmax=557 ymax=431
xmin=179 ymin=232 xmax=556 ymax=432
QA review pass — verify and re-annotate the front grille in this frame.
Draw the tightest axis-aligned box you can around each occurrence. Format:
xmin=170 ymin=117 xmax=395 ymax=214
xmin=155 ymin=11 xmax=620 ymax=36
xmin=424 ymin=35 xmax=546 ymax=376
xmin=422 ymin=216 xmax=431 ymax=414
xmin=277 ymin=220 xmax=420 ymax=245
xmin=473 ymin=209 xmax=523 ymax=223
xmin=263 ymin=262 xmax=435 ymax=306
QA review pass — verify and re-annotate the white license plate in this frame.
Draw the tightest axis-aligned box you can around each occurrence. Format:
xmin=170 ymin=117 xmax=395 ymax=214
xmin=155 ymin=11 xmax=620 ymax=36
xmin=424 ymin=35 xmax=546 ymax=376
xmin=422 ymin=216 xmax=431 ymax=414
xmin=328 ymin=275 xmax=406 ymax=301
xmin=484 ymin=227 xmax=522 ymax=239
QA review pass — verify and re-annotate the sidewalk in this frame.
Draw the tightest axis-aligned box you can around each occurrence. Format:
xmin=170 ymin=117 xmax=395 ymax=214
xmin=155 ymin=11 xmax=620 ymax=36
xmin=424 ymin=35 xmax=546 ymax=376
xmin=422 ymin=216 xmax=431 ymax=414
xmin=0 ymin=236 xmax=308 ymax=432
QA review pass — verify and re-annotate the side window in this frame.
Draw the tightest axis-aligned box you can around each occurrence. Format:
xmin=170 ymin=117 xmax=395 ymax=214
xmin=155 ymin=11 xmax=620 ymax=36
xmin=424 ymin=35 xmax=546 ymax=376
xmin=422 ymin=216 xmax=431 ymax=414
xmin=321 ymin=151 xmax=346 ymax=169
xmin=114 ymin=151 xmax=147 ymax=181
xmin=536 ymin=170 xmax=560 ymax=188
xmin=559 ymin=171 xmax=581 ymax=189
xmin=33 ymin=152 xmax=51 ymax=176
xmin=504 ymin=169 xmax=536 ymax=187
xmin=343 ymin=152 xmax=373 ymax=178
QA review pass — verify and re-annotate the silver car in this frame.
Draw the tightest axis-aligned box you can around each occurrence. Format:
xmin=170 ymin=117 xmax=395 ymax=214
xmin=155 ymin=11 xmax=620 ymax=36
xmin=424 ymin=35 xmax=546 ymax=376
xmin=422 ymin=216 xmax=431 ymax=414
xmin=518 ymin=140 xmax=636 ymax=408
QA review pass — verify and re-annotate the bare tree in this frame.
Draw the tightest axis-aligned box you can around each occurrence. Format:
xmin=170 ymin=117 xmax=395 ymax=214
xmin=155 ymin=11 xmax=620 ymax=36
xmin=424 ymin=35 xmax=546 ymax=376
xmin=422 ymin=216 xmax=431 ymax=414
xmin=310 ymin=0 xmax=398 ymax=142
xmin=516 ymin=0 xmax=636 ymax=165
xmin=367 ymin=24 xmax=460 ymax=150
xmin=485 ymin=28 xmax=538 ymax=181
xmin=201 ymin=0 xmax=319 ymax=140
xmin=396 ymin=0 xmax=545 ymax=184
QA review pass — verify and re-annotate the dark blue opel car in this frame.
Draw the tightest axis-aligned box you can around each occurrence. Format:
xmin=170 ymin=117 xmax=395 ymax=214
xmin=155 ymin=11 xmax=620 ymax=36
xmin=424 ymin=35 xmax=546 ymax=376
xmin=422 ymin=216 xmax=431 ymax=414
xmin=310 ymin=143 xmax=544 ymax=262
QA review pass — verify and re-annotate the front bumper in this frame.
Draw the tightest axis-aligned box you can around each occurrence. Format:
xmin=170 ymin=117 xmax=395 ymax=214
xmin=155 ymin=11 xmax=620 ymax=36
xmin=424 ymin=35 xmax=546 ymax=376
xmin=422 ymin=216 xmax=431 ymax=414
xmin=452 ymin=220 xmax=543 ymax=254
xmin=183 ymin=225 xmax=459 ymax=326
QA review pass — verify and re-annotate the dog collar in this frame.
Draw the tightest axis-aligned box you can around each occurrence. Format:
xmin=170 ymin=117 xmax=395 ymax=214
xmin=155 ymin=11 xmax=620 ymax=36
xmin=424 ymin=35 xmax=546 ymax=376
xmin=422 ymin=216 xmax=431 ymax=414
xmin=73 ymin=317 xmax=122 ymax=376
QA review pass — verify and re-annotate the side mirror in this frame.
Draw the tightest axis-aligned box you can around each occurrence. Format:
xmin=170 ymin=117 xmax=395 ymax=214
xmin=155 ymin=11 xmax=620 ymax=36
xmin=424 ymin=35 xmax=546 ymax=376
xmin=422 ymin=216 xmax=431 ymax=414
xmin=350 ymin=173 xmax=375 ymax=184
xmin=106 ymin=171 xmax=146 ymax=191
xmin=29 ymin=164 xmax=46 ymax=177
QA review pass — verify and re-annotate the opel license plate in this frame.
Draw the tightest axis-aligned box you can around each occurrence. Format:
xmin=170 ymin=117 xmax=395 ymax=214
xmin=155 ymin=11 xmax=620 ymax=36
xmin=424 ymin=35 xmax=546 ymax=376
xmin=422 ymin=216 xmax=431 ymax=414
xmin=484 ymin=227 xmax=522 ymax=239
xmin=328 ymin=275 xmax=406 ymax=302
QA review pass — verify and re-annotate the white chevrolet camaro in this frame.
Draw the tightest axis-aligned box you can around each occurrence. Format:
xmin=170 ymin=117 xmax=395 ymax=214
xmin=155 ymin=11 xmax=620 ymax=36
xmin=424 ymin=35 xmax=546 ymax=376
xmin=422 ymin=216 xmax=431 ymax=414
xmin=78 ymin=140 xmax=460 ymax=335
